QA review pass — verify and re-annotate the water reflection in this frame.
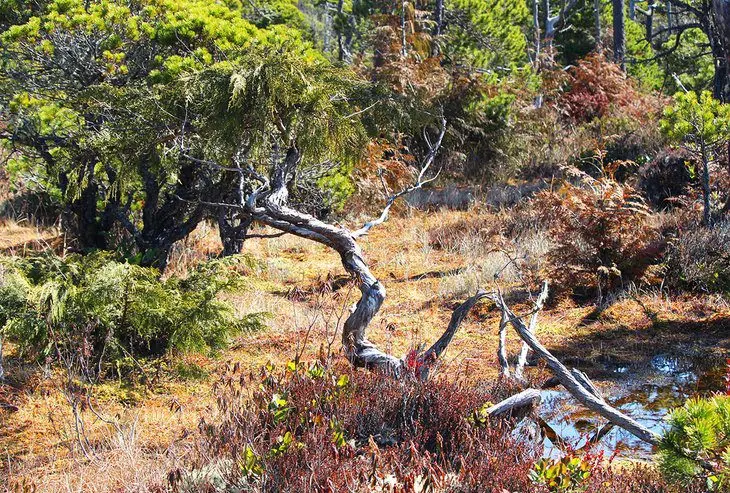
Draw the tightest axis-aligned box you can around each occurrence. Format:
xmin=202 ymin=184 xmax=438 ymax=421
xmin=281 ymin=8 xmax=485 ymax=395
xmin=540 ymin=353 xmax=726 ymax=459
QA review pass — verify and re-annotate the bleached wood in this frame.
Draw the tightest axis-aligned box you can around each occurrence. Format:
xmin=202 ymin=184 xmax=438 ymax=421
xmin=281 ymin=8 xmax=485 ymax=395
xmin=492 ymin=287 xmax=660 ymax=445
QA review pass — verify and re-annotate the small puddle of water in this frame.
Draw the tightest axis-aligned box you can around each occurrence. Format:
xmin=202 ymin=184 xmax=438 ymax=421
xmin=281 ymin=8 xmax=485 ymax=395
xmin=539 ymin=353 xmax=727 ymax=460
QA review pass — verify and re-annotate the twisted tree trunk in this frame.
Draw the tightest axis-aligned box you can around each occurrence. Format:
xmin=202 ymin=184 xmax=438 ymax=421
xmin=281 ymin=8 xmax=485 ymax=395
xmin=252 ymin=198 xmax=487 ymax=377
xmin=199 ymin=119 xmax=479 ymax=377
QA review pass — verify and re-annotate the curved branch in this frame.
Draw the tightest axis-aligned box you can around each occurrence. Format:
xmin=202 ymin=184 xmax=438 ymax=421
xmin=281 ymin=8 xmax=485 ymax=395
xmin=488 ymin=389 xmax=541 ymax=419
xmin=514 ymin=281 xmax=549 ymax=382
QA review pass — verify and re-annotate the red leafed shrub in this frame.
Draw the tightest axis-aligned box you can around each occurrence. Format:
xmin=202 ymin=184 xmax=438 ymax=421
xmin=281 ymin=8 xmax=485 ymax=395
xmin=555 ymin=54 xmax=659 ymax=124
xmin=175 ymin=361 xmax=540 ymax=492
xmin=172 ymin=360 xmax=686 ymax=492
xmin=534 ymin=179 xmax=665 ymax=297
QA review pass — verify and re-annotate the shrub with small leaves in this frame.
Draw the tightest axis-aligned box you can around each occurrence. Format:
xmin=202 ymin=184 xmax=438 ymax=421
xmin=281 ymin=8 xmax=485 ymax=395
xmin=529 ymin=456 xmax=592 ymax=492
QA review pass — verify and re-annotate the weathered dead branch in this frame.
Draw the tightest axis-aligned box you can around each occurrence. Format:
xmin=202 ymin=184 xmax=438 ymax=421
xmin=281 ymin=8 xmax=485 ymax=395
xmin=487 ymin=388 xmax=542 ymax=420
xmin=514 ymin=281 xmax=549 ymax=382
xmin=492 ymin=284 xmax=660 ymax=446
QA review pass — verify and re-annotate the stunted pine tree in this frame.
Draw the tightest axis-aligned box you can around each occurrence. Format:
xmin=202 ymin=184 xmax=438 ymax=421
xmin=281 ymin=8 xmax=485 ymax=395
xmin=660 ymin=91 xmax=730 ymax=226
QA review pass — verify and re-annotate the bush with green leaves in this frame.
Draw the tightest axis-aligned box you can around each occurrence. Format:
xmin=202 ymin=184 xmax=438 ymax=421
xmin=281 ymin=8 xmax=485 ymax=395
xmin=0 ymin=253 xmax=266 ymax=376
xmin=529 ymin=456 xmax=592 ymax=492
xmin=658 ymin=395 xmax=730 ymax=490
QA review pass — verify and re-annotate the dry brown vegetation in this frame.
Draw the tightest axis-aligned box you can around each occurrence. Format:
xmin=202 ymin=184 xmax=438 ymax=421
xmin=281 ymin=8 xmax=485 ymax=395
xmin=2 ymin=200 xmax=729 ymax=491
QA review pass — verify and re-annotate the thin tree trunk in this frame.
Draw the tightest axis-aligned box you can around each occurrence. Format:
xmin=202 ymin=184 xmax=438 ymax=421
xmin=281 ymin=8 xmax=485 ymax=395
xmin=337 ymin=0 xmax=354 ymax=63
xmin=666 ymin=0 xmax=673 ymax=29
xmin=434 ymin=0 xmax=444 ymax=36
xmin=712 ymin=0 xmax=730 ymax=101
xmin=401 ymin=0 xmax=407 ymax=57
xmin=514 ymin=281 xmax=549 ymax=382
xmin=645 ymin=4 xmax=653 ymax=41
xmin=613 ymin=0 xmax=626 ymax=70
xmin=533 ymin=0 xmax=544 ymax=107
xmin=595 ymin=0 xmax=602 ymax=49
xmin=541 ymin=0 xmax=552 ymax=55
xmin=323 ymin=2 xmax=331 ymax=53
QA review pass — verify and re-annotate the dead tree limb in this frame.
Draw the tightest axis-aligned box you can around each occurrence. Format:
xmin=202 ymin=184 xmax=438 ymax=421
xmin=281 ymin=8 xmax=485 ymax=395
xmin=514 ymin=280 xmax=549 ymax=382
xmin=487 ymin=388 xmax=542 ymax=420
xmin=493 ymin=286 xmax=660 ymax=446
xmin=351 ymin=118 xmax=446 ymax=239
xmin=497 ymin=306 xmax=511 ymax=378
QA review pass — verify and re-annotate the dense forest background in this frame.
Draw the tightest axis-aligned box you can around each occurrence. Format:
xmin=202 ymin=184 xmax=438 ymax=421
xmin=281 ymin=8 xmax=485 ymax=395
xmin=1 ymin=0 xmax=730 ymax=491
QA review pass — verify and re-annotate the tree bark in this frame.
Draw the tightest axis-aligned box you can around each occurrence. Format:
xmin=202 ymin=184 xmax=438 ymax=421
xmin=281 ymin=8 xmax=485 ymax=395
xmin=433 ymin=0 xmax=444 ymax=36
xmin=135 ymin=157 xmax=207 ymax=271
xmin=595 ymin=0 xmax=602 ymax=50
xmin=218 ymin=213 xmax=252 ymax=256
xmin=487 ymin=389 xmax=541 ymax=419
xmin=711 ymin=0 xmax=730 ymax=102
xmin=613 ymin=0 xmax=626 ymax=70
xmin=645 ymin=4 xmax=653 ymax=41
xmin=514 ymin=281 xmax=548 ymax=382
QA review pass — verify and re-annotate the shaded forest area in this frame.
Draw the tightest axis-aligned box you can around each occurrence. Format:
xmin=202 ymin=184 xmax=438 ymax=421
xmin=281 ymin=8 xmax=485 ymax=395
xmin=1 ymin=0 xmax=730 ymax=490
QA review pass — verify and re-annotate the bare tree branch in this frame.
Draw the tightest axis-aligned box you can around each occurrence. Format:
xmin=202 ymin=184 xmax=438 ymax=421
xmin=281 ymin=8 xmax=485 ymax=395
xmin=514 ymin=281 xmax=549 ymax=382
xmin=352 ymin=118 xmax=446 ymax=239
xmin=492 ymin=285 xmax=660 ymax=445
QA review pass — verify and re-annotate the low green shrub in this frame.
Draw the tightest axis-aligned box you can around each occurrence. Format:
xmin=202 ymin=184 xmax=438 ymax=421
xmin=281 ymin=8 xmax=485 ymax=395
xmin=0 ymin=252 xmax=266 ymax=376
xmin=658 ymin=395 xmax=730 ymax=490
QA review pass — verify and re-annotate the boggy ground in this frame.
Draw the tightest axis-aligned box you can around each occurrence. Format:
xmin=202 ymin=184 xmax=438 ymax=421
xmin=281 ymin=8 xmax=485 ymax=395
xmin=1 ymin=207 xmax=729 ymax=491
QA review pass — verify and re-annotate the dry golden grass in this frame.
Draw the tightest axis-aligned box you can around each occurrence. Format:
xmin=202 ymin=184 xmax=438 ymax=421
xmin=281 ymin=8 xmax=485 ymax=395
xmin=0 ymin=218 xmax=60 ymax=252
xmin=2 ymin=208 xmax=730 ymax=491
